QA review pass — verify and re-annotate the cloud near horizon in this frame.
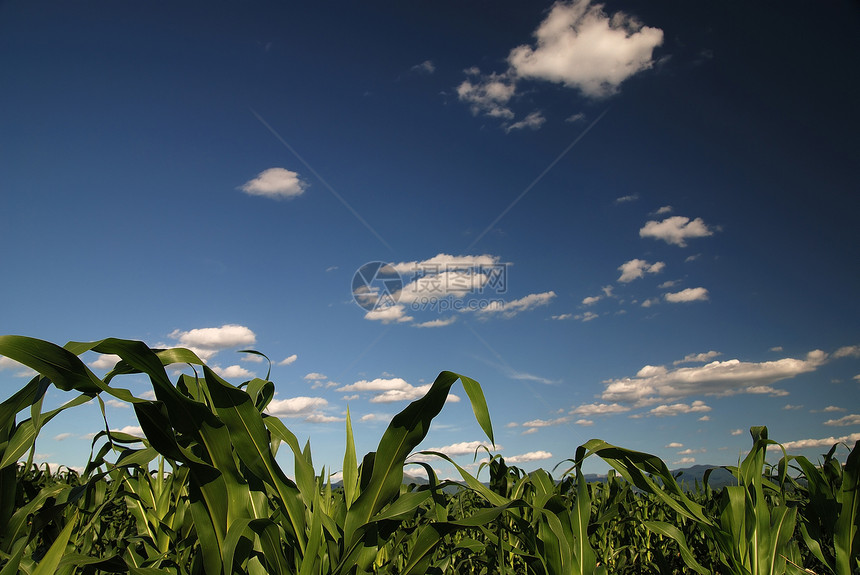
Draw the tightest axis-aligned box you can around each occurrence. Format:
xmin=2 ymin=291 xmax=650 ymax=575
xmin=600 ymin=350 xmax=828 ymax=406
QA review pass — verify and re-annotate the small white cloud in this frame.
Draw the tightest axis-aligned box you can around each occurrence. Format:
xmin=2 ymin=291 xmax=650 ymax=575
xmin=364 ymin=304 xmax=413 ymax=324
xmin=53 ymin=433 xmax=74 ymax=441
xmin=648 ymin=400 xmax=711 ymax=417
xmin=698 ymin=415 xmax=710 ymax=421
xmin=566 ymin=112 xmax=585 ymax=123
xmin=665 ymin=442 xmax=684 ymax=448
xmin=731 ymin=429 xmax=744 ymax=436
xmin=824 ymin=414 xmax=860 ymax=427
xmin=506 ymin=450 xmax=553 ymax=463
xmin=456 ymin=70 xmax=516 ymax=119
xmin=0 ymin=356 xmax=37 ymax=378
xmin=423 ymin=440 xmax=498 ymax=458
xmin=834 ymin=345 xmax=860 ymax=359
xmin=640 ymin=216 xmax=713 ymax=247
xmin=617 ymin=259 xmax=665 ymax=283
xmin=673 ymin=457 xmax=696 ymax=465
xmin=570 ymin=402 xmax=631 ymax=416
xmin=240 ymin=168 xmax=307 ymax=200
xmin=521 ymin=417 xmax=569 ymax=428
xmin=266 ymin=396 xmax=329 ymax=418
xmin=522 ymin=427 xmax=539 ymax=435
xmin=411 ymin=60 xmax=435 ymax=74
xmin=279 ymin=354 xmax=298 ymax=366
xmin=304 ymin=372 xmax=327 ymax=381
xmin=414 ymin=317 xmax=457 ymax=328
xmin=822 ymin=405 xmax=847 ymax=412
xmin=476 ymin=291 xmax=556 ymax=319
xmin=576 ymin=311 xmax=599 ymax=322
xmin=665 ymin=287 xmax=709 ymax=303
xmin=614 ymin=194 xmax=639 ymax=204
xmin=506 ymin=111 xmax=546 ymax=132
xmin=770 ymin=346 xmax=784 ymax=352
xmin=89 ymin=354 xmax=121 ymax=370
xmin=582 ymin=295 xmax=602 ymax=305
xmin=783 ymin=404 xmax=804 ymax=410
xmin=105 ymin=399 xmax=130 ymax=409
xmin=674 ymin=351 xmax=721 ymax=365
xmin=214 ymin=365 xmax=255 ymax=380
xmin=111 ymin=425 xmax=144 ymax=437
xmin=574 ymin=418 xmax=594 ymax=426
xmin=552 ymin=313 xmax=573 ymax=320
xmin=655 ymin=205 xmax=673 ymax=215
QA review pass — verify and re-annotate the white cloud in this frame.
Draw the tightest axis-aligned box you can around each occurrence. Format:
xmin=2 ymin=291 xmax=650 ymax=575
xmin=414 ymin=317 xmax=457 ymax=328
xmin=53 ymin=433 xmax=74 ymax=441
xmin=665 ymin=442 xmax=683 ymax=448
xmin=240 ymin=167 xmax=307 ymax=200
xmin=140 ymin=390 xmax=156 ymax=400
xmin=648 ymin=400 xmax=711 ymax=417
xmin=640 ymin=216 xmax=713 ymax=247
xmin=411 ymin=60 xmax=435 ymax=74
xmin=576 ymin=311 xmax=599 ymax=322
xmin=566 ymin=112 xmax=585 ymax=123
xmin=552 ymin=313 xmax=573 ymax=320
xmin=770 ymin=346 xmax=784 ymax=352
xmin=111 ymin=425 xmax=144 ymax=437
xmin=655 ymin=205 xmax=673 ymax=215
xmin=423 ymin=441 xmax=498 ymax=457
xmin=731 ymin=429 xmax=744 ymax=436
xmin=337 ymin=378 xmax=410 ymax=393
xmin=89 ymin=354 xmax=121 ymax=370
xmin=617 ymin=259 xmax=665 ymax=283
xmin=770 ymin=433 xmax=860 ymax=451
xmin=304 ymin=372 xmax=327 ymax=381
xmin=574 ymin=418 xmax=594 ymax=426
xmin=614 ymin=194 xmax=639 ymax=204
xmin=600 ymin=350 xmax=827 ymax=405
xmin=456 ymin=70 xmax=516 ymax=119
xmin=641 ymin=298 xmax=660 ymax=308
xmin=698 ymin=415 xmax=710 ymax=421
xmin=673 ymin=457 xmax=696 ymax=465
xmin=214 ymin=365 xmax=255 ymax=380
xmin=582 ymin=295 xmax=602 ymax=305
xmin=279 ymin=354 xmax=298 ymax=366
xmin=105 ymin=399 xmax=129 ymax=409
xmin=824 ymin=414 xmax=860 ymax=427
xmin=744 ymin=385 xmax=789 ymax=396
xmin=476 ymin=291 xmax=556 ymax=318
xmin=168 ymin=324 xmax=256 ymax=361
xmin=521 ymin=417 xmax=569 ymax=428
xmin=266 ymin=396 xmax=329 ymax=418
xmin=677 ymin=448 xmax=705 ymax=455
xmin=507 ymin=0 xmax=663 ymax=98
xmin=522 ymin=427 xmax=540 ymax=434
xmin=305 ymin=413 xmax=344 ymax=424
xmin=834 ymin=345 xmax=860 ymax=358
xmin=783 ymin=404 xmax=804 ymax=410
xmin=674 ymin=351 xmax=721 ymax=365
xmin=506 ymin=111 xmax=546 ymax=132
xmin=241 ymin=354 xmax=264 ymax=363
xmin=506 ymin=450 xmax=553 ymax=463
xmin=0 ymin=356 xmax=37 ymax=378
xmin=370 ymin=385 xmax=460 ymax=404
xmin=658 ymin=280 xmax=679 ymax=289
xmin=364 ymin=304 xmax=413 ymax=324
xmin=823 ymin=405 xmax=846 ymax=412
xmin=665 ymin=287 xmax=709 ymax=303
xmin=571 ymin=402 xmax=631 ymax=416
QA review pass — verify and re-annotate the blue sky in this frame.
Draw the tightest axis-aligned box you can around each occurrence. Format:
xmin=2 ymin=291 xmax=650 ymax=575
xmin=1 ymin=0 xmax=859 ymax=478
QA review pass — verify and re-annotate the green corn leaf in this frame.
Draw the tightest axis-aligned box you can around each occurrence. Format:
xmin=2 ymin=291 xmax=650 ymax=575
xmin=644 ymin=521 xmax=711 ymax=575
xmin=343 ymin=370 xmax=494 ymax=544
xmin=835 ymin=440 xmax=860 ymax=575
xmin=31 ymin=512 xmax=78 ymax=575
xmin=343 ymin=407 xmax=359 ymax=509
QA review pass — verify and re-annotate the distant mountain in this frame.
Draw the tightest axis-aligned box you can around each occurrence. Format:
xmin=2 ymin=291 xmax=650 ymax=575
xmin=671 ymin=464 xmax=736 ymax=489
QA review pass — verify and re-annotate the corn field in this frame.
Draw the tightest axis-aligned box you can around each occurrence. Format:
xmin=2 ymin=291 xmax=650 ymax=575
xmin=0 ymin=335 xmax=857 ymax=574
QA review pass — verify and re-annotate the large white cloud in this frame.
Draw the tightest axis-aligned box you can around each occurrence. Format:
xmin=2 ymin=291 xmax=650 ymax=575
xmin=570 ymin=402 xmax=632 ymax=416
xmin=508 ymin=0 xmax=663 ymax=98
xmin=240 ymin=168 xmax=307 ymax=199
xmin=640 ymin=216 xmax=713 ymax=247
xmin=824 ymin=414 xmax=860 ymax=427
xmin=601 ymin=351 xmax=828 ymax=405
xmin=266 ymin=396 xmax=333 ymax=423
xmin=506 ymin=450 xmax=553 ymax=463
xmin=769 ymin=432 xmax=860 ymax=451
